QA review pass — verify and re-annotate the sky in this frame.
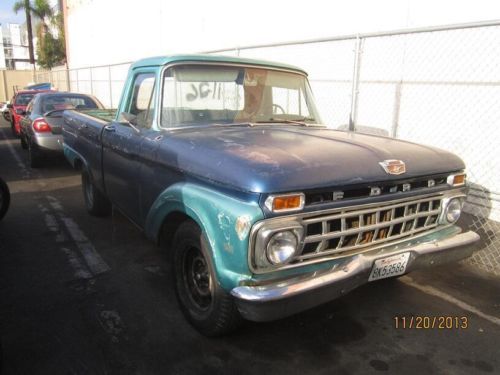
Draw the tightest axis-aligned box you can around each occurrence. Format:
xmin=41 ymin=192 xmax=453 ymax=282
xmin=0 ymin=0 xmax=25 ymax=26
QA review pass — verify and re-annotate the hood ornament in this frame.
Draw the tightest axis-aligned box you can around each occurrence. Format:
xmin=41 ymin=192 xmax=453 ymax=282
xmin=379 ymin=160 xmax=406 ymax=175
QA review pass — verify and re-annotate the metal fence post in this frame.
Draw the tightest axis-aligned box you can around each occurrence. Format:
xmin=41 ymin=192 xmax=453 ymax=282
xmin=348 ymin=35 xmax=363 ymax=131
xmin=89 ymin=67 xmax=93 ymax=96
xmin=108 ymin=65 xmax=113 ymax=108
xmin=391 ymin=81 xmax=402 ymax=138
xmin=66 ymin=65 xmax=71 ymax=91
xmin=76 ymin=69 xmax=79 ymax=92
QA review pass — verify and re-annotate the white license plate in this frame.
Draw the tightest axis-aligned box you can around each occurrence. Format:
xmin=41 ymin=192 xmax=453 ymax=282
xmin=368 ymin=252 xmax=410 ymax=281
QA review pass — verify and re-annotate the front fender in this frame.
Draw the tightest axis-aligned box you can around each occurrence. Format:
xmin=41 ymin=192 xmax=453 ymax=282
xmin=144 ymin=182 xmax=264 ymax=290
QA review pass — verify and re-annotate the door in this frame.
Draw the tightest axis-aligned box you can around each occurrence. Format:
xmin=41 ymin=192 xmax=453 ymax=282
xmin=102 ymin=71 xmax=157 ymax=224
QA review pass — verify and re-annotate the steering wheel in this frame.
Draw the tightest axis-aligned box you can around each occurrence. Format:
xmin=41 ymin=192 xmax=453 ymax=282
xmin=272 ymin=104 xmax=285 ymax=115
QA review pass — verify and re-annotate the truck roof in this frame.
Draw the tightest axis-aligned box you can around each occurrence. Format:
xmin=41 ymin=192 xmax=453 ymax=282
xmin=130 ymin=54 xmax=308 ymax=75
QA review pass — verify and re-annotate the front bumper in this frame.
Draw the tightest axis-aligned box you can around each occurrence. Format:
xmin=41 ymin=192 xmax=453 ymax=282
xmin=231 ymin=227 xmax=479 ymax=322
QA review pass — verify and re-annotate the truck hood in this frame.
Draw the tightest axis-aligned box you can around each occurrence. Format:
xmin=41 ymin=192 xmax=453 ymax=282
xmin=160 ymin=126 xmax=465 ymax=193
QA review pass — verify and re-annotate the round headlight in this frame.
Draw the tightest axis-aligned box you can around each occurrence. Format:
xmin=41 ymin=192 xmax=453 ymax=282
xmin=445 ymin=198 xmax=462 ymax=223
xmin=266 ymin=231 xmax=298 ymax=265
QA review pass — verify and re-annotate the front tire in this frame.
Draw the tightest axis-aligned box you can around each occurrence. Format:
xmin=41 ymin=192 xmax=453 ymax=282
xmin=172 ymin=221 xmax=242 ymax=336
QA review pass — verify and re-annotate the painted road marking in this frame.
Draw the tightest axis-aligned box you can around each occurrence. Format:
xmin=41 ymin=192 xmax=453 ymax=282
xmin=7 ymin=175 xmax=81 ymax=194
xmin=400 ymin=276 xmax=500 ymax=327
xmin=47 ymin=196 xmax=110 ymax=275
xmin=39 ymin=203 xmax=92 ymax=279
xmin=0 ymin=130 xmax=31 ymax=179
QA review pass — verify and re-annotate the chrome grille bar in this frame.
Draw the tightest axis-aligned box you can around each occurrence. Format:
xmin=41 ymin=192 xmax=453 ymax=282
xmin=297 ymin=195 xmax=442 ymax=262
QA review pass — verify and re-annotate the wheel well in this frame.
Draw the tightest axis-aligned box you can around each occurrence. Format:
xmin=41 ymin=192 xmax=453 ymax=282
xmin=159 ymin=211 xmax=194 ymax=249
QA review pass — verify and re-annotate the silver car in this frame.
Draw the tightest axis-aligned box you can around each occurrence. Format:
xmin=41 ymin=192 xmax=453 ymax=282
xmin=19 ymin=92 xmax=103 ymax=167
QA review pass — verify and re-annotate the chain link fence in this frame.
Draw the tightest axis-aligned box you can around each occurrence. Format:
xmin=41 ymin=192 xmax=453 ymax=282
xmin=35 ymin=20 xmax=500 ymax=276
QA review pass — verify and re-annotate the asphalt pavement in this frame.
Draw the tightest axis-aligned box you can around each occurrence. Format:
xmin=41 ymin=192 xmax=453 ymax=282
xmin=0 ymin=118 xmax=499 ymax=375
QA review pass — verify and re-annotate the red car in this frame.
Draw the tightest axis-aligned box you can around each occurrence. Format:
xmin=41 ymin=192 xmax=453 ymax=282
xmin=8 ymin=90 xmax=54 ymax=137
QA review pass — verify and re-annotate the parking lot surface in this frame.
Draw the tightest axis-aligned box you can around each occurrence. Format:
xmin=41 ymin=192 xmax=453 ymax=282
xmin=0 ymin=119 xmax=499 ymax=375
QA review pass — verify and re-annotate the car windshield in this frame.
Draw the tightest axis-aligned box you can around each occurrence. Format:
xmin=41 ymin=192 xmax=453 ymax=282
xmin=41 ymin=95 xmax=99 ymax=113
xmin=160 ymin=65 xmax=322 ymax=128
xmin=15 ymin=94 xmax=34 ymax=106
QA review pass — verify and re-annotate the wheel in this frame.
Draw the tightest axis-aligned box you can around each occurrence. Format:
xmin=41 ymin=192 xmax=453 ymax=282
xmin=10 ymin=118 xmax=17 ymax=137
xmin=0 ymin=178 xmax=10 ymax=221
xmin=20 ymin=134 xmax=28 ymax=150
xmin=28 ymin=141 xmax=42 ymax=168
xmin=172 ymin=220 xmax=242 ymax=336
xmin=82 ymin=170 xmax=111 ymax=217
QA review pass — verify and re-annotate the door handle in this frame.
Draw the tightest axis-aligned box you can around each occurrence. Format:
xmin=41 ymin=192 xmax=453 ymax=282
xmin=104 ymin=125 xmax=116 ymax=132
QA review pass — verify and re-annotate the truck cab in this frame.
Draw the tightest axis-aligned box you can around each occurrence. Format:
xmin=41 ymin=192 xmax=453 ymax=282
xmin=62 ymin=55 xmax=479 ymax=336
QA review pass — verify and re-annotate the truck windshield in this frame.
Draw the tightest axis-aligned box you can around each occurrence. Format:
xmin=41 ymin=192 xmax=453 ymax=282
xmin=160 ymin=65 xmax=322 ymax=128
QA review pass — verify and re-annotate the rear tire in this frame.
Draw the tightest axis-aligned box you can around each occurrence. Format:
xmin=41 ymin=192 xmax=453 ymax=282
xmin=172 ymin=220 xmax=242 ymax=336
xmin=20 ymin=134 xmax=28 ymax=150
xmin=10 ymin=119 xmax=17 ymax=137
xmin=28 ymin=141 xmax=42 ymax=168
xmin=0 ymin=178 xmax=10 ymax=221
xmin=82 ymin=170 xmax=111 ymax=217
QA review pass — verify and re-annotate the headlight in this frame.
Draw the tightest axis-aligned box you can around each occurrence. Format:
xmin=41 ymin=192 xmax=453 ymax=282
xmin=444 ymin=198 xmax=463 ymax=223
xmin=266 ymin=231 xmax=298 ymax=265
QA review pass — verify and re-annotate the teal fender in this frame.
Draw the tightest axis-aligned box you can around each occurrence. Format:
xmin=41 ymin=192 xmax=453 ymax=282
xmin=144 ymin=182 xmax=264 ymax=291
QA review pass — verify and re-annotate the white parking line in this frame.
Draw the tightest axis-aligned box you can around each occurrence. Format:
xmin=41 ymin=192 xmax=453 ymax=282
xmin=0 ymin=129 xmax=31 ymax=179
xmin=400 ymin=275 xmax=500 ymax=327
xmin=39 ymin=203 xmax=92 ymax=279
xmin=47 ymin=196 xmax=110 ymax=275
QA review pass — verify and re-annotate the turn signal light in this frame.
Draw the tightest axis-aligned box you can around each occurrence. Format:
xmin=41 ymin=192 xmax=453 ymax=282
xmin=265 ymin=193 xmax=305 ymax=212
xmin=447 ymin=173 xmax=466 ymax=187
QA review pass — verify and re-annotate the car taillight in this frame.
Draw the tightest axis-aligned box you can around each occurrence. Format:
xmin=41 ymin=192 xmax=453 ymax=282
xmin=33 ymin=118 xmax=51 ymax=133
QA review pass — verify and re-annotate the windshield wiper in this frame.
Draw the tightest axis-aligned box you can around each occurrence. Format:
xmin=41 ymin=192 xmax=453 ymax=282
xmin=256 ymin=118 xmax=324 ymax=127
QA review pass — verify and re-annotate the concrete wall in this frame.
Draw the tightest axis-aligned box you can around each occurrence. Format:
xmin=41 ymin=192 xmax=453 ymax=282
xmin=0 ymin=70 xmax=35 ymax=102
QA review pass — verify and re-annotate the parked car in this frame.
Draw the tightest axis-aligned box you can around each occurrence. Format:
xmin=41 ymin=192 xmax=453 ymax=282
xmin=62 ymin=54 xmax=479 ymax=336
xmin=8 ymin=89 xmax=54 ymax=137
xmin=19 ymin=92 xmax=103 ymax=167
xmin=0 ymin=177 xmax=10 ymax=221
xmin=1 ymin=101 xmax=11 ymax=122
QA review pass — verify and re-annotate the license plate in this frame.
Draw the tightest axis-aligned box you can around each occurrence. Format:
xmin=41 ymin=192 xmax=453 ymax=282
xmin=368 ymin=252 xmax=410 ymax=281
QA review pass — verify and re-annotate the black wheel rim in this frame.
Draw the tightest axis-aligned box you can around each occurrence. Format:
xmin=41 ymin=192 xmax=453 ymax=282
xmin=182 ymin=246 xmax=212 ymax=311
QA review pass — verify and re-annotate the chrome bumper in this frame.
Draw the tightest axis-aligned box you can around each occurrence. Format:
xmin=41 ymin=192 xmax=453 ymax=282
xmin=231 ymin=228 xmax=479 ymax=322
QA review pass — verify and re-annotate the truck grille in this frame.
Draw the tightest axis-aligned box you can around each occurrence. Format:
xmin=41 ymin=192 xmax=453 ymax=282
xmin=296 ymin=195 xmax=442 ymax=262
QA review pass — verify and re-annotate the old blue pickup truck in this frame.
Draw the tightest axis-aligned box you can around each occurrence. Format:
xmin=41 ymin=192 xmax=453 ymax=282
xmin=62 ymin=54 xmax=479 ymax=336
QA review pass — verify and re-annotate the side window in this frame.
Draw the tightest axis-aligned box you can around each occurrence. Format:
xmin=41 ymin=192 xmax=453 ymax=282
xmin=128 ymin=73 xmax=156 ymax=128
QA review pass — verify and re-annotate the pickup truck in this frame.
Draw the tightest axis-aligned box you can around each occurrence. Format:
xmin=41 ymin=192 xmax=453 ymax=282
xmin=62 ymin=54 xmax=479 ymax=336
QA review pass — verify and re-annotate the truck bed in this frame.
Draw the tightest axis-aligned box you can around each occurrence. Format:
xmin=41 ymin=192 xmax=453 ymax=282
xmin=78 ymin=109 xmax=117 ymax=122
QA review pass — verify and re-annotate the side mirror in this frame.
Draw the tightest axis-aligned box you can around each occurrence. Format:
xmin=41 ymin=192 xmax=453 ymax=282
xmin=7 ymin=104 xmax=13 ymax=109
xmin=15 ymin=108 xmax=26 ymax=115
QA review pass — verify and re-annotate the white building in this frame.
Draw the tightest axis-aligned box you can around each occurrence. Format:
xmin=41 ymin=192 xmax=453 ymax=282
xmin=1 ymin=23 xmax=31 ymax=69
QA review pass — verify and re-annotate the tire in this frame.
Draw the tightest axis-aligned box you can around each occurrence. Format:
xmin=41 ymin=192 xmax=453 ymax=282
xmin=10 ymin=119 xmax=17 ymax=137
xmin=20 ymin=134 xmax=28 ymax=150
xmin=82 ymin=170 xmax=111 ymax=217
xmin=0 ymin=178 xmax=10 ymax=221
xmin=28 ymin=141 xmax=42 ymax=168
xmin=172 ymin=220 xmax=242 ymax=336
